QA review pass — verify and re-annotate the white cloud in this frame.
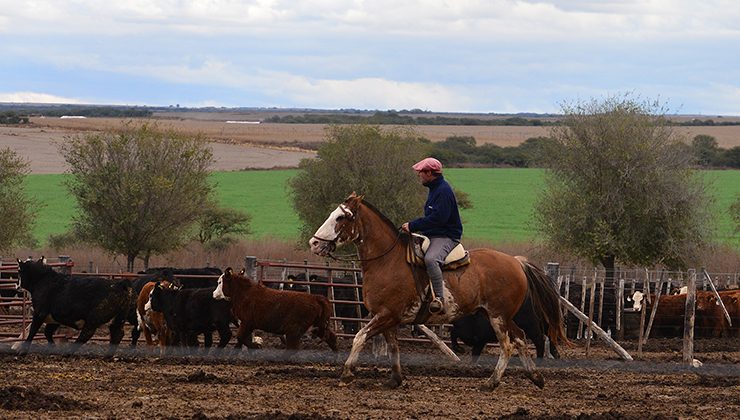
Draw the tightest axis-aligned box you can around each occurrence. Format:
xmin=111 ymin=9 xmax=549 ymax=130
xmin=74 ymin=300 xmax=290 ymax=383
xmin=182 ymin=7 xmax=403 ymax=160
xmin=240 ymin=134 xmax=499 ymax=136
xmin=0 ymin=92 xmax=84 ymax=104
xmin=1 ymin=0 xmax=737 ymax=40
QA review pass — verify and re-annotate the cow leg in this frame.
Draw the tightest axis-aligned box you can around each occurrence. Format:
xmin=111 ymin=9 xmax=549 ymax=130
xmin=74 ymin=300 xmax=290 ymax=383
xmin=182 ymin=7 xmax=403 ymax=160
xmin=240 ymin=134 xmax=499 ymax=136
xmin=216 ymin=323 xmax=232 ymax=349
xmin=471 ymin=342 xmax=485 ymax=364
xmin=67 ymin=326 xmax=98 ymax=355
xmin=203 ymin=331 xmax=213 ymax=355
xmin=382 ymin=327 xmax=402 ymax=388
xmin=44 ymin=324 xmax=60 ymax=346
xmin=17 ymin=315 xmax=47 ymax=356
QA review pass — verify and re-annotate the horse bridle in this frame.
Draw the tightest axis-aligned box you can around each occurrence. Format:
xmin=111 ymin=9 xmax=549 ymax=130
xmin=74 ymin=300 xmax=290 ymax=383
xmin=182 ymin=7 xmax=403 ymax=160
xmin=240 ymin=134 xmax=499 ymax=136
xmin=312 ymin=203 xmax=403 ymax=262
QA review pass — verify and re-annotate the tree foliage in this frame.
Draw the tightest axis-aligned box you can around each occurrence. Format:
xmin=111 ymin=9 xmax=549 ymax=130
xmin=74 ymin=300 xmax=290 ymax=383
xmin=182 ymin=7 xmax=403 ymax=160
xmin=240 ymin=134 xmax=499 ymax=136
xmin=731 ymin=195 xmax=740 ymax=235
xmin=535 ymin=95 xmax=714 ymax=271
xmin=0 ymin=148 xmax=38 ymax=252
xmin=60 ymin=123 xmax=214 ymax=271
xmin=196 ymin=200 xmax=252 ymax=249
xmin=289 ymin=125 xmax=429 ymax=243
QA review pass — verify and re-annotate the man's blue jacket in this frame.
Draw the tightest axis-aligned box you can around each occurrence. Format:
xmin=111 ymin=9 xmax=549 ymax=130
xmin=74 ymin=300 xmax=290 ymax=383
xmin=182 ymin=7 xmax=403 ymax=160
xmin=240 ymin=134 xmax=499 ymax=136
xmin=408 ymin=175 xmax=463 ymax=240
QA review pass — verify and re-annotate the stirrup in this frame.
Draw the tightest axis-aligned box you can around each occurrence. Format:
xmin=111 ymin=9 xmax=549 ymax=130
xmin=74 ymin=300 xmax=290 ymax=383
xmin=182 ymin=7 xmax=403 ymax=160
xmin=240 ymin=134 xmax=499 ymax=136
xmin=429 ymin=298 xmax=444 ymax=314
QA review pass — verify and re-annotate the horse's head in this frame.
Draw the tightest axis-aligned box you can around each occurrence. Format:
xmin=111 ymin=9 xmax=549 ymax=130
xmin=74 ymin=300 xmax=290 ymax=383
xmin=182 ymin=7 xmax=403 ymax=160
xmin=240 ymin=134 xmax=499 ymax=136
xmin=309 ymin=192 xmax=364 ymax=256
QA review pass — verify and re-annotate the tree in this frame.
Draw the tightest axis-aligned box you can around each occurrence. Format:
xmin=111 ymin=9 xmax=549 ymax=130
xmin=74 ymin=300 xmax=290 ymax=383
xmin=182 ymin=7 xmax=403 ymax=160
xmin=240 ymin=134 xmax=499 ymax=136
xmin=0 ymin=148 xmax=38 ymax=252
xmin=691 ymin=134 xmax=720 ymax=167
xmin=290 ymin=124 xmax=429 ymax=243
xmin=731 ymin=195 xmax=740 ymax=234
xmin=535 ymin=95 xmax=714 ymax=331
xmin=60 ymin=123 xmax=214 ymax=271
xmin=196 ymin=200 xmax=252 ymax=250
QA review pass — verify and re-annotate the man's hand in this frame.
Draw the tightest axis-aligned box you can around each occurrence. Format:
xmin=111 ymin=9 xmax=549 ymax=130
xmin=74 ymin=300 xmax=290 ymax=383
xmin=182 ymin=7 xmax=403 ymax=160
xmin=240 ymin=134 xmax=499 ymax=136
xmin=401 ymin=222 xmax=410 ymax=233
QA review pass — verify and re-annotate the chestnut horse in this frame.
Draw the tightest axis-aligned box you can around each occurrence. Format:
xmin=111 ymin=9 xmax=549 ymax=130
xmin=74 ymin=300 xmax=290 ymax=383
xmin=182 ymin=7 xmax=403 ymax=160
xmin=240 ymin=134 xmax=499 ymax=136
xmin=310 ymin=192 xmax=566 ymax=390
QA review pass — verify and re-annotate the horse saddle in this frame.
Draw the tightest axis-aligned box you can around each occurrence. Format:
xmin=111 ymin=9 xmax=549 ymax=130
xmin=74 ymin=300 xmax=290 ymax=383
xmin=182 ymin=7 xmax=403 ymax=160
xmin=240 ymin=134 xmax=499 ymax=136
xmin=405 ymin=233 xmax=470 ymax=270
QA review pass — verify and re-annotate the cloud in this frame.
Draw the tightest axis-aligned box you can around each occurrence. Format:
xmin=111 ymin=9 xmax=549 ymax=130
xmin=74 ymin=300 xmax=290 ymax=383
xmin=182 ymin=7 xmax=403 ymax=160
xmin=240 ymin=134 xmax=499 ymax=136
xmin=0 ymin=92 xmax=84 ymax=104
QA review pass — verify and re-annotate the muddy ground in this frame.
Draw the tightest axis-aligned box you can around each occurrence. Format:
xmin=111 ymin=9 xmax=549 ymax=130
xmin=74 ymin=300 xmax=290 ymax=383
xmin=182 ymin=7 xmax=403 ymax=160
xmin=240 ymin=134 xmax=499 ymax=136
xmin=1 ymin=332 xmax=738 ymax=419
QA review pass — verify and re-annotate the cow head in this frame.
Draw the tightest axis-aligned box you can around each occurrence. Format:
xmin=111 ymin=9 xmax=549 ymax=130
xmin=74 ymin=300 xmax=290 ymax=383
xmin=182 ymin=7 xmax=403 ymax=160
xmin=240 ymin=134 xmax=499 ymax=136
xmin=15 ymin=257 xmax=52 ymax=294
xmin=630 ymin=291 xmax=645 ymax=311
xmin=213 ymin=272 xmax=230 ymax=301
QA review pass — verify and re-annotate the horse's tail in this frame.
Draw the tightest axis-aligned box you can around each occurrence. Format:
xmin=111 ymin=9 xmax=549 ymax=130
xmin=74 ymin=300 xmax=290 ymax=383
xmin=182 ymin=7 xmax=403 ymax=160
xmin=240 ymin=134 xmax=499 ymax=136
xmin=516 ymin=257 xmax=570 ymax=348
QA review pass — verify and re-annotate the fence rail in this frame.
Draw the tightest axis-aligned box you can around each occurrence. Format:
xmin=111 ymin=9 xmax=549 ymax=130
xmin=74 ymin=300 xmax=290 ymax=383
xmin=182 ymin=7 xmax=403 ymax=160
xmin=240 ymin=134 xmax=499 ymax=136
xmin=1 ymin=257 xmax=737 ymax=361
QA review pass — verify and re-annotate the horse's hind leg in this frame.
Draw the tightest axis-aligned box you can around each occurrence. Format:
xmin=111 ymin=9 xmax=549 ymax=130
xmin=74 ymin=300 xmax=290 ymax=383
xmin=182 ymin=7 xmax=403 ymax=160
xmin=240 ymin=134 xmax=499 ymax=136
xmin=509 ymin=322 xmax=545 ymax=389
xmin=382 ymin=328 xmax=402 ymax=388
xmin=482 ymin=315 xmax=514 ymax=391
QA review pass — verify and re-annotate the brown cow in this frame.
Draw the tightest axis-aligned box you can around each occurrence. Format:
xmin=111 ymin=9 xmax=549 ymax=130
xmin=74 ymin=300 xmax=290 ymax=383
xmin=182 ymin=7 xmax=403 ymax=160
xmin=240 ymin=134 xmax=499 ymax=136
xmin=212 ymin=268 xmax=337 ymax=355
xmin=136 ymin=281 xmax=174 ymax=353
xmin=632 ymin=290 xmax=735 ymax=338
xmin=698 ymin=290 xmax=740 ymax=338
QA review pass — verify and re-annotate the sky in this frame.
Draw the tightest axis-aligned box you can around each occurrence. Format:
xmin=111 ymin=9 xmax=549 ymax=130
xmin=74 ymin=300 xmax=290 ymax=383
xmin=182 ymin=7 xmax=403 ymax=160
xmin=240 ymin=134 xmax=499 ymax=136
xmin=1 ymin=1 xmax=739 ymax=115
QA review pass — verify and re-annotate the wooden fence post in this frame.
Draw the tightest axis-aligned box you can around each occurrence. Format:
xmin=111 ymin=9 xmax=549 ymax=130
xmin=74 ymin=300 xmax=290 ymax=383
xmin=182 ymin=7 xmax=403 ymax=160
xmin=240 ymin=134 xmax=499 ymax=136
xmin=577 ymin=275 xmax=587 ymax=339
xmin=643 ymin=271 xmax=665 ymax=344
xmin=244 ymin=256 xmax=258 ymax=280
xmin=563 ymin=274 xmax=571 ymax=337
xmin=683 ymin=269 xmax=697 ymax=364
xmin=703 ymin=268 xmax=732 ymax=326
xmin=585 ymin=270 xmax=597 ymax=356
xmin=617 ymin=277 xmax=625 ymax=340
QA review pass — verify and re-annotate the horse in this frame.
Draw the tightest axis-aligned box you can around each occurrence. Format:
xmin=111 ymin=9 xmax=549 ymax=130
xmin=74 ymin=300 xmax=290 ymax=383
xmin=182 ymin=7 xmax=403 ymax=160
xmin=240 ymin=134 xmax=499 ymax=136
xmin=309 ymin=192 xmax=567 ymax=389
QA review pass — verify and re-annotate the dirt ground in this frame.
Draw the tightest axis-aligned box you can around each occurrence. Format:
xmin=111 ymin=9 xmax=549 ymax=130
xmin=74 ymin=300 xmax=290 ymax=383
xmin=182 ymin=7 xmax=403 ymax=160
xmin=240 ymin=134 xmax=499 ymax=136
xmin=1 ymin=332 xmax=738 ymax=419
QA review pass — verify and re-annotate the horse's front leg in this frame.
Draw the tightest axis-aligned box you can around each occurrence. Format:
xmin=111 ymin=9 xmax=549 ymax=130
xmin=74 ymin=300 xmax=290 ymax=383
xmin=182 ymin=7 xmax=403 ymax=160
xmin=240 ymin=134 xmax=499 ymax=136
xmin=382 ymin=327 xmax=402 ymax=388
xmin=340 ymin=314 xmax=380 ymax=385
xmin=340 ymin=313 xmax=396 ymax=386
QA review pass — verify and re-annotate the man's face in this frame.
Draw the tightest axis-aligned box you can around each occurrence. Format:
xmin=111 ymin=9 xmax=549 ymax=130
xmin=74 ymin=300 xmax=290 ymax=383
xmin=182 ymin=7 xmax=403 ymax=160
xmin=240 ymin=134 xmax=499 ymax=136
xmin=416 ymin=169 xmax=435 ymax=183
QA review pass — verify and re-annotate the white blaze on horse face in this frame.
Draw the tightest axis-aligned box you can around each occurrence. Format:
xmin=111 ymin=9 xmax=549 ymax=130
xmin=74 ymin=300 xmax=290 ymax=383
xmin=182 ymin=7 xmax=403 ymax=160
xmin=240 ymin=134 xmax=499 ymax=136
xmin=213 ymin=274 xmax=229 ymax=300
xmin=309 ymin=205 xmax=352 ymax=253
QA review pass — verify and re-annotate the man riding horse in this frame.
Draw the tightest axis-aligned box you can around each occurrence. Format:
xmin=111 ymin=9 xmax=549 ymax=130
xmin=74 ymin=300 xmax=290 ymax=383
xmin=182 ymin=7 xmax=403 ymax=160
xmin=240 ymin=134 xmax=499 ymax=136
xmin=401 ymin=157 xmax=462 ymax=315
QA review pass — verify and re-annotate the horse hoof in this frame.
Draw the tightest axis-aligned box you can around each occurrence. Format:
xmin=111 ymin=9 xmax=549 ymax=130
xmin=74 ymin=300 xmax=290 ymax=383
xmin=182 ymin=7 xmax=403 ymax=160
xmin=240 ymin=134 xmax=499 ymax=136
xmin=479 ymin=381 xmax=500 ymax=392
xmin=384 ymin=376 xmax=402 ymax=389
xmin=531 ymin=373 xmax=545 ymax=389
xmin=339 ymin=373 xmax=355 ymax=386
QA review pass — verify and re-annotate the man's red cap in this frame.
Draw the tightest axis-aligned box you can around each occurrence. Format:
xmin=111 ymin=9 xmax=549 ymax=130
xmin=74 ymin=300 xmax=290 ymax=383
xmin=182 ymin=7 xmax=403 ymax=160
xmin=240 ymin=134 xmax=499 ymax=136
xmin=412 ymin=157 xmax=442 ymax=173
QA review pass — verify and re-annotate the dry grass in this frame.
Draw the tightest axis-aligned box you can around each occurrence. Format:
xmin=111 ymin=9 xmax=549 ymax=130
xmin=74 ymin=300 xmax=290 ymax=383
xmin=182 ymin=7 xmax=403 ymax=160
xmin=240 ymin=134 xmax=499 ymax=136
xmin=29 ymin=114 xmax=740 ymax=148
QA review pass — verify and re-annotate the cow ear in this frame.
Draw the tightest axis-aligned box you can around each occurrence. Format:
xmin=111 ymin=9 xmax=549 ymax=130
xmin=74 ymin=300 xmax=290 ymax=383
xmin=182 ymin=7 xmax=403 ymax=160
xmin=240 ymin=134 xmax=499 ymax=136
xmin=225 ymin=267 xmax=233 ymax=275
xmin=239 ymin=269 xmax=246 ymax=276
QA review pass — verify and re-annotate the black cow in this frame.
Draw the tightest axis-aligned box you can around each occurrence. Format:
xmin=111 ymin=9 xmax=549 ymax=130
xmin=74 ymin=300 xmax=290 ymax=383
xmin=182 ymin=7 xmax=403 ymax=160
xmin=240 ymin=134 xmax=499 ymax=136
xmin=15 ymin=258 xmax=133 ymax=356
xmin=141 ymin=267 xmax=221 ymax=289
xmin=149 ymin=282 xmax=233 ymax=354
xmin=126 ymin=267 xmax=221 ymax=346
xmin=450 ymin=295 xmax=560 ymax=362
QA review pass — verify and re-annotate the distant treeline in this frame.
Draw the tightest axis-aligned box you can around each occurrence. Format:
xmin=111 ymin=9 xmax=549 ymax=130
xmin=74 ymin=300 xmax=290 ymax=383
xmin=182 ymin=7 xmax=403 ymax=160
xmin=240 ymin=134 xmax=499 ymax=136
xmin=432 ymin=135 xmax=740 ymax=169
xmin=265 ymin=111 xmax=555 ymax=126
xmin=0 ymin=104 xmax=152 ymax=118
xmin=264 ymin=111 xmax=740 ymax=127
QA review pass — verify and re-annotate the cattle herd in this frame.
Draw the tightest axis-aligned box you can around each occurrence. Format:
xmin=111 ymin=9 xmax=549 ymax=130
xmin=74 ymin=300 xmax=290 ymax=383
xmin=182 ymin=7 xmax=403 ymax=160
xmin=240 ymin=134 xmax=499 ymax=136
xmin=5 ymin=258 xmax=740 ymax=359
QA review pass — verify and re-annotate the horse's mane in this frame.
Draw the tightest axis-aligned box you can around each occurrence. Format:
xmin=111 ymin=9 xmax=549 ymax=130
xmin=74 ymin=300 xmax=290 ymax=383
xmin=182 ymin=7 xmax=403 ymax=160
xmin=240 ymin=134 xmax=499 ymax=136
xmin=359 ymin=199 xmax=411 ymax=245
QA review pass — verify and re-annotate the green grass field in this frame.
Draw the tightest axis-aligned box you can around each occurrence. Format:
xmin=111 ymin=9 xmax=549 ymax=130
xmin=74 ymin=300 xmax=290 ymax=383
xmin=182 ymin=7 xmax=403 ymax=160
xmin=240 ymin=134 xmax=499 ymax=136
xmin=24 ymin=169 xmax=739 ymax=248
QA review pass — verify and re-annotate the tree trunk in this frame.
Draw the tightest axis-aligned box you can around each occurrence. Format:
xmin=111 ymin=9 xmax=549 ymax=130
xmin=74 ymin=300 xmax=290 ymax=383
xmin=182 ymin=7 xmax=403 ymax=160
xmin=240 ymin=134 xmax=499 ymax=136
xmin=127 ymin=254 xmax=136 ymax=273
xmin=600 ymin=254 xmax=616 ymax=335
